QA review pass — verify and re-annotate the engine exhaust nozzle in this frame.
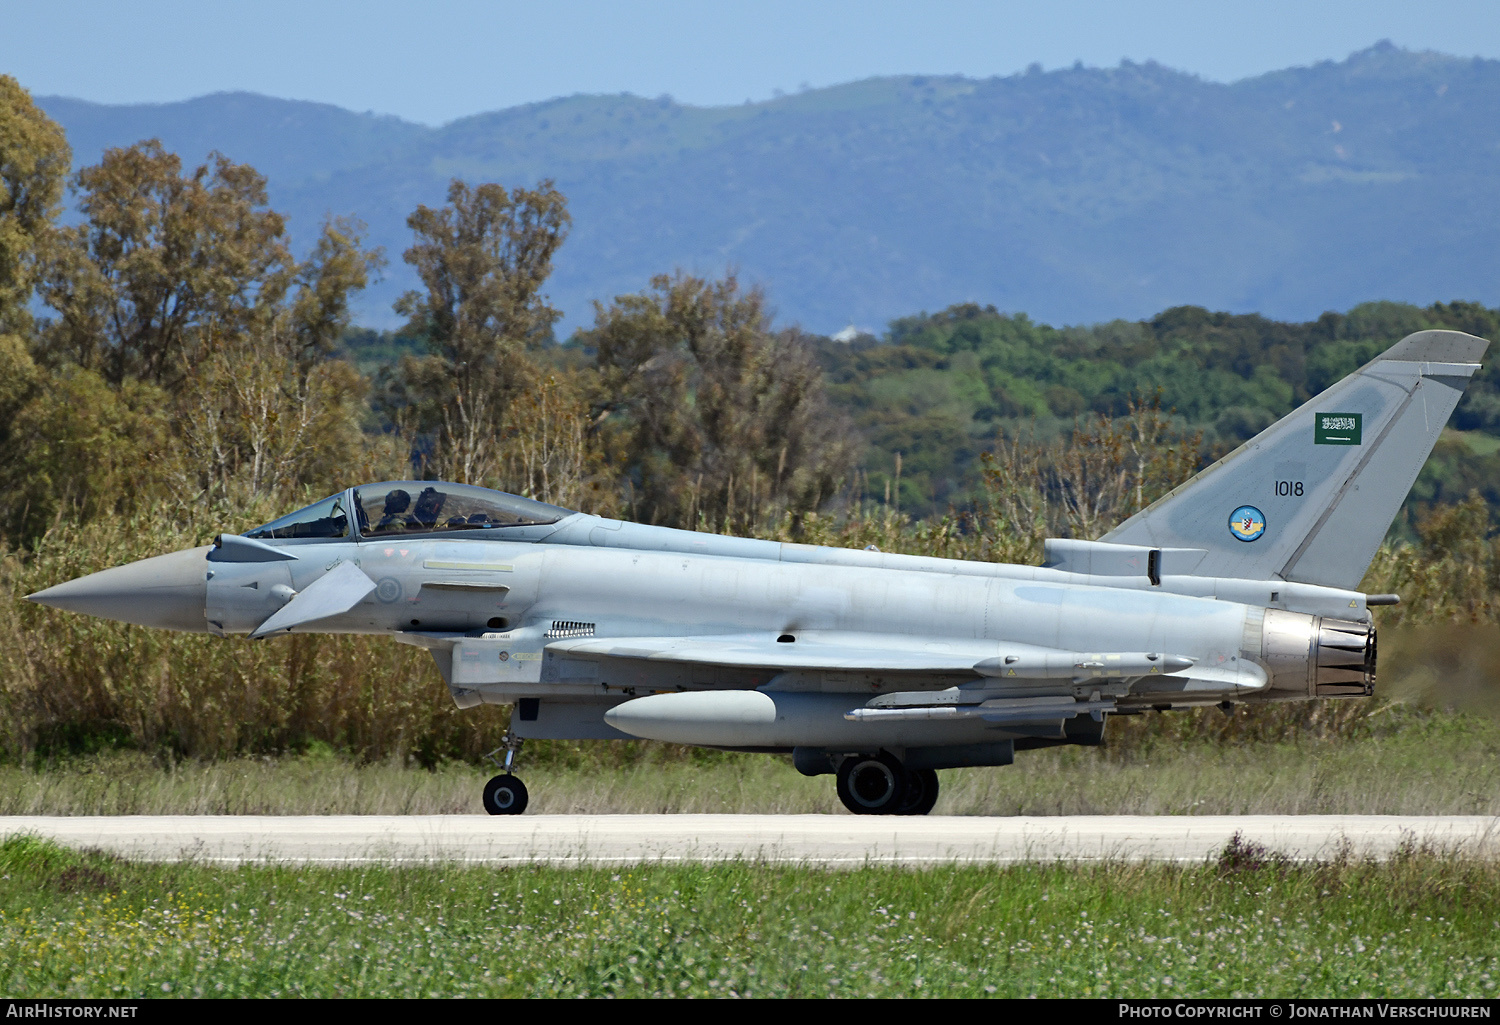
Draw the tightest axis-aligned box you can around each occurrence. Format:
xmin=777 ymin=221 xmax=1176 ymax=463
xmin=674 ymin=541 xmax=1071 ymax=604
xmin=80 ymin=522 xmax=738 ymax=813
xmin=1259 ymin=609 xmax=1375 ymax=698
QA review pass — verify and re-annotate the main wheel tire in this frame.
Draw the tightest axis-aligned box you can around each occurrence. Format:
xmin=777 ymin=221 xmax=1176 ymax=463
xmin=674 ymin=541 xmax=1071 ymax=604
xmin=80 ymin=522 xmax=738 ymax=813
xmin=836 ymin=753 xmax=908 ymax=815
xmin=482 ymin=774 xmax=529 ymax=816
xmin=896 ymin=768 xmax=940 ymax=816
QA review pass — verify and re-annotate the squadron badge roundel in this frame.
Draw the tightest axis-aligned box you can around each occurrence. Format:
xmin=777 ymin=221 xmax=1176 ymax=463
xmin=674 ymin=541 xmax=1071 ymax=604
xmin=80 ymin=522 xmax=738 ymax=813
xmin=1228 ymin=505 xmax=1266 ymax=542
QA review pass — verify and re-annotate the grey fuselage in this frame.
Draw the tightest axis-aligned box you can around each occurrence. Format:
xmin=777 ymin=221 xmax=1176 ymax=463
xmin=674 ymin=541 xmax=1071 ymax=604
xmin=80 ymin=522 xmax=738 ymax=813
xmin=199 ymin=509 xmax=1331 ymax=744
xmin=28 ymin=499 xmax=1375 ymax=762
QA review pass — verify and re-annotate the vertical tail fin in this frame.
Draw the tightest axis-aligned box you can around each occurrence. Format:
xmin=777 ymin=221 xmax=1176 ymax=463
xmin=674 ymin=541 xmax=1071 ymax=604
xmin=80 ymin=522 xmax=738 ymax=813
xmin=1101 ymin=330 xmax=1490 ymax=588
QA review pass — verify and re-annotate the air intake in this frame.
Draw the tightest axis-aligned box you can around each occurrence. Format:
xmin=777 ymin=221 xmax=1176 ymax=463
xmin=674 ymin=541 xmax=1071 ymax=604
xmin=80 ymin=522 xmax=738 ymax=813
xmin=544 ymin=620 xmax=595 ymax=639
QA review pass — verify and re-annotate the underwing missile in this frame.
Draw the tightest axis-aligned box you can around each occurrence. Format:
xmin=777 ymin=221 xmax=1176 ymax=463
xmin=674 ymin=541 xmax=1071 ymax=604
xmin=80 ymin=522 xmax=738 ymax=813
xmin=973 ymin=651 xmax=1195 ymax=680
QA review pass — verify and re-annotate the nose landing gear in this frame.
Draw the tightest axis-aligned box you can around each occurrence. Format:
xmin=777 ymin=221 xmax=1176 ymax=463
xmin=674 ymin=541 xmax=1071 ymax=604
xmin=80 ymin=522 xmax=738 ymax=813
xmin=482 ymin=731 xmax=529 ymax=816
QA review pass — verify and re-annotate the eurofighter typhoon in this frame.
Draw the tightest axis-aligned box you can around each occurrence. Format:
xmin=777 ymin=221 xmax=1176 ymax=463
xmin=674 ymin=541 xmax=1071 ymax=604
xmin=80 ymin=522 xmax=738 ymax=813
xmin=28 ymin=331 xmax=1490 ymax=815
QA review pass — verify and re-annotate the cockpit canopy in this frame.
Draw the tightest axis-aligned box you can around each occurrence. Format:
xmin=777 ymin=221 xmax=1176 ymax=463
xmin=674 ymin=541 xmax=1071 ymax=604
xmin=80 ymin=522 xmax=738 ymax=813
xmin=244 ymin=482 xmax=573 ymax=541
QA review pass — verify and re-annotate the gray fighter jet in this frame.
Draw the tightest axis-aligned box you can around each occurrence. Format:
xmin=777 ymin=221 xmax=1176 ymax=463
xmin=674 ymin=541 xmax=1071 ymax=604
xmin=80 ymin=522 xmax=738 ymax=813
xmin=28 ymin=330 xmax=1490 ymax=815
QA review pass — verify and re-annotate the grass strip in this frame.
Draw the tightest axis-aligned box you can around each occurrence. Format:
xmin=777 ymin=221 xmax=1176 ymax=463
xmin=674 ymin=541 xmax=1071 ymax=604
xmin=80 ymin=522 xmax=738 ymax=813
xmin=3 ymin=708 xmax=1499 ymax=816
xmin=1 ymin=834 xmax=1497 ymax=998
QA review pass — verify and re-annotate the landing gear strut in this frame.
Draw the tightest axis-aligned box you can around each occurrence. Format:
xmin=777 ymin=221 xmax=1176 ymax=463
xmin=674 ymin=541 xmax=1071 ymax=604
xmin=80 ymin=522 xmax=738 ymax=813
xmin=835 ymin=754 xmax=940 ymax=816
xmin=482 ymin=731 xmax=529 ymax=816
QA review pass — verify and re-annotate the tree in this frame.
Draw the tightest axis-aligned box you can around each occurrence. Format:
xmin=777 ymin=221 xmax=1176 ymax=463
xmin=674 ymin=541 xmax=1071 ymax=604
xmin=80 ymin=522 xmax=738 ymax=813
xmin=394 ymin=179 xmax=570 ymax=484
xmin=497 ymin=371 xmax=612 ymax=511
xmin=15 ymin=140 xmax=384 ymax=520
xmin=170 ymin=214 xmax=384 ymax=500
xmin=981 ymin=398 xmax=1204 ymax=550
xmin=590 ymin=271 xmax=854 ymax=531
xmin=39 ymin=140 xmax=293 ymax=389
xmin=0 ymin=367 xmax=171 ymax=541
xmin=0 ymin=76 xmax=69 ymax=341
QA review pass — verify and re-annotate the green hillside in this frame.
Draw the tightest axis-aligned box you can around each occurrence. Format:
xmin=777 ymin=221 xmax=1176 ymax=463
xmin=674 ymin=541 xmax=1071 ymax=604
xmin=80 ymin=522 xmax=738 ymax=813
xmin=809 ymin=300 xmax=1500 ymax=526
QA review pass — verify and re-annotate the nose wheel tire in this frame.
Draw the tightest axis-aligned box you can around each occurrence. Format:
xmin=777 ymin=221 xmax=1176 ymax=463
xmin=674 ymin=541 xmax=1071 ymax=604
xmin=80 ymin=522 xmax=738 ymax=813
xmin=896 ymin=768 xmax=940 ymax=816
xmin=836 ymin=753 xmax=909 ymax=815
xmin=483 ymin=774 xmax=529 ymax=815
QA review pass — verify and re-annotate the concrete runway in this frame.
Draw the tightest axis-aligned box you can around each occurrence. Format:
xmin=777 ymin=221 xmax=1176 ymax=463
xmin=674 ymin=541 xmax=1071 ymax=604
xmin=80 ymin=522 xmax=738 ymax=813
xmin=4 ymin=815 xmax=1499 ymax=866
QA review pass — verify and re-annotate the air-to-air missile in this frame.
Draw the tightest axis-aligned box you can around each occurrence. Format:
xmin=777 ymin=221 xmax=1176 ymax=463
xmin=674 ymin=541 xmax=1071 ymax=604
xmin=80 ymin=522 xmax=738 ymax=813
xmin=28 ymin=331 xmax=1489 ymax=816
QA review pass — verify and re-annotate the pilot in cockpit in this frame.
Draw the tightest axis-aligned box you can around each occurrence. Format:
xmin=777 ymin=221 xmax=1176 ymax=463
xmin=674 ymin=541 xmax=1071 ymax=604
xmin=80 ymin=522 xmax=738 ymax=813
xmin=409 ymin=487 xmax=446 ymax=529
xmin=375 ymin=489 xmax=412 ymax=532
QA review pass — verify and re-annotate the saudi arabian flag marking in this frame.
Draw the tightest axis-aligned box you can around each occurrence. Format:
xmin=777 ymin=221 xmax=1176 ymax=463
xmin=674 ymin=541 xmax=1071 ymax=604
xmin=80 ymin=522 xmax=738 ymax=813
xmin=1315 ymin=412 xmax=1362 ymax=445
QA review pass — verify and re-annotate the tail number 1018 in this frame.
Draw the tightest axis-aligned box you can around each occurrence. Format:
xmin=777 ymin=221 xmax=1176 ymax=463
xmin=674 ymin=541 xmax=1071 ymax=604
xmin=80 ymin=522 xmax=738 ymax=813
xmin=1275 ymin=481 xmax=1304 ymax=497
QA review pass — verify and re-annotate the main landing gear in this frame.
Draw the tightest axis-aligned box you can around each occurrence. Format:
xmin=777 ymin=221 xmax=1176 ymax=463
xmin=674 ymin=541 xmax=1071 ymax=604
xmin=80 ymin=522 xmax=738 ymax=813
xmin=482 ymin=731 xmax=529 ymax=815
xmin=835 ymin=752 xmax=940 ymax=816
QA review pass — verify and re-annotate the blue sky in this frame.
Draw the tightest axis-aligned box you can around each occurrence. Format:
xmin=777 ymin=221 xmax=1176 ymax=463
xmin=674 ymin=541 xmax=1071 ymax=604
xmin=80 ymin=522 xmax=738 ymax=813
xmin=8 ymin=1 xmax=1500 ymax=122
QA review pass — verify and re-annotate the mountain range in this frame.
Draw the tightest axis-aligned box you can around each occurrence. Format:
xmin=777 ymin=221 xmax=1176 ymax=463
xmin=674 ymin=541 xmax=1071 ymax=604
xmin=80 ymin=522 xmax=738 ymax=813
xmin=35 ymin=41 xmax=1500 ymax=335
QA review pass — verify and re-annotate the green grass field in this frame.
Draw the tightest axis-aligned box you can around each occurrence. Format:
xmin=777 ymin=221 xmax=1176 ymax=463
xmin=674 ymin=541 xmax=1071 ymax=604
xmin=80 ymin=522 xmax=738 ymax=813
xmin=1 ymin=835 xmax=1497 ymax=998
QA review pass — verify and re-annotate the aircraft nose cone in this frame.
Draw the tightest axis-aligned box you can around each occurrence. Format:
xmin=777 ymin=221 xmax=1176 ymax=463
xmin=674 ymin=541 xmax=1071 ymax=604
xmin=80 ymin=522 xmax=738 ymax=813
xmin=26 ymin=546 xmax=212 ymax=632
